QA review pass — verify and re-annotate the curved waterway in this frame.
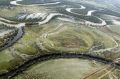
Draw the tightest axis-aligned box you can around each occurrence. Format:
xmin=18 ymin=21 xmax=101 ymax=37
xmin=65 ymin=5 xmax=86 ymax=16
xmin=87 ymin=10 xmax=96 ymax=16
xmin=38 ymin=13 xmax=63 ymax=25
xmin=10 ymin=0 xmax=60 ymax=6
xmin=0 ymin=0 xmax=119 ymax=78
xmin=10 ymin=0 xmax=107 ymax=26
xmin=65 ymin=7 xmax=106 ymax=26
xmin=0 ymin=23 xmax=25 ymax=50
xmin=0 ymin=53 xmax=120 ymax=79
xmin=0 ymin=12 xmax=68 ymax=50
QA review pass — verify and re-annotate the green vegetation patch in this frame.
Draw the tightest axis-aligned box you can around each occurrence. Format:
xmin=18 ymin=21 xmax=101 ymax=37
xmin=12 ymin=58 xmax=120 ymax=79
xmin=39 ymin=24 xmax=116 ymax=53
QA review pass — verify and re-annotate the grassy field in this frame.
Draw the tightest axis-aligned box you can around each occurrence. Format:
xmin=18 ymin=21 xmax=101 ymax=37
xmin=0 ymin=0 xmax=120 ymax=78
xmin=0 ymin=18 xmax=117 ymax=75
xmin=12 ymin=58 xmax=120 ymax=79
xmin=38 ymin=20 xmax=116 ymax=53
xmin=0 ymin=51 xmax=14 ymax=74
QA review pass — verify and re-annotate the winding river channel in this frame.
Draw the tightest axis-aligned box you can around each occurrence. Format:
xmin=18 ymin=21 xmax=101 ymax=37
xmin=0 ymin=0 xmax=120 ymax=78
xmin=0 ymin=53 xmax=120 ymax=79
xmin=10 ymin=0 xmax=60 ymax=6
